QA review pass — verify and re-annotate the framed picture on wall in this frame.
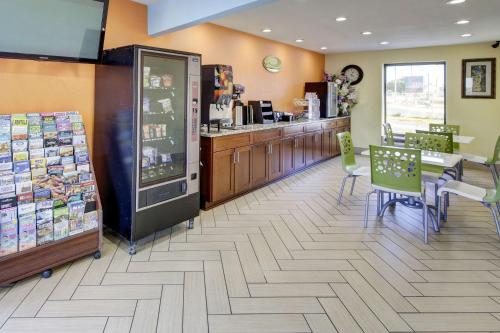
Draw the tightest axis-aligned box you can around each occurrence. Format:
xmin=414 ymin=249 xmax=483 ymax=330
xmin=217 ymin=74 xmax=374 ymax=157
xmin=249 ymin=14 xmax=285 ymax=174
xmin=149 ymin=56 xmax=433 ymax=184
xmin=462 ymin=58 xmax=496 ymax=99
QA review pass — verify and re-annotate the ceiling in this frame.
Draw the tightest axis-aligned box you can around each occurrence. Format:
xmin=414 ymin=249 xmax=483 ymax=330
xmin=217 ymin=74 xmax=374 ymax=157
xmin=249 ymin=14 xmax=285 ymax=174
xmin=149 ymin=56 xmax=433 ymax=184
xmin=211 ymin=0 xmax=500 ymax=53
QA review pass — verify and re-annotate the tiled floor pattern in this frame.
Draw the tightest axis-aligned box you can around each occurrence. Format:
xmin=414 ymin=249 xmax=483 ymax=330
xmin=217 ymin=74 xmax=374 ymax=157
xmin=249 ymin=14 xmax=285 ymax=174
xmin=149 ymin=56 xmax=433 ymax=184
xmin=1 ymin=157 xmax=500 ymax=332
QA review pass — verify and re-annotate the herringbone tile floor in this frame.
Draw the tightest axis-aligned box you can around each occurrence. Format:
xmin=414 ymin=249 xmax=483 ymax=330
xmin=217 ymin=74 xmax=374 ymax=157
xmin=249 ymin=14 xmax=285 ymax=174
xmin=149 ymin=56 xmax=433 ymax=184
xmin=1 ymin=157 xmax=500 ymax=333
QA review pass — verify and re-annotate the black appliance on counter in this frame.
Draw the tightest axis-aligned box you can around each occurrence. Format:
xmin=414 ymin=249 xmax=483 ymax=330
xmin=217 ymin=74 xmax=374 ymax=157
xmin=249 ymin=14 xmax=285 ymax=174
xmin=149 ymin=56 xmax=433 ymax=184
xmin=304 ymin=82 xmax=338 ymax=118
xmin=94 ymin=45 xmax=201 ymax=254
xmin=248 ymin=100 xmax=275 ymax=124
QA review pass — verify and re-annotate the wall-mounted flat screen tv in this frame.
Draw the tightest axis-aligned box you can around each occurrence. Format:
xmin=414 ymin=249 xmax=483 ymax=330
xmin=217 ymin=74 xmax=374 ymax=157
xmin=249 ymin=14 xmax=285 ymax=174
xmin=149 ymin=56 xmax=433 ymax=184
xmin=0 ymin=0 xmax=108 ymax=63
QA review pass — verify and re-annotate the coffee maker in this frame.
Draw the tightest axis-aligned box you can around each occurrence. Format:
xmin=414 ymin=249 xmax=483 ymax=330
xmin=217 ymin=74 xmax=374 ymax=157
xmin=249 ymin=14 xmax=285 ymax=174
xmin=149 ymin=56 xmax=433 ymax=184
xmin=201 ymin=65 xmax=234 ymax=132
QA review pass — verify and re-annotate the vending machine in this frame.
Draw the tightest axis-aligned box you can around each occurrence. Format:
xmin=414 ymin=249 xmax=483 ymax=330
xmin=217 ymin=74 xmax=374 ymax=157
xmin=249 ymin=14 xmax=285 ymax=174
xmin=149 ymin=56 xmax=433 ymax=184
xmin=94 ymin=45 xmax=201 ymax=254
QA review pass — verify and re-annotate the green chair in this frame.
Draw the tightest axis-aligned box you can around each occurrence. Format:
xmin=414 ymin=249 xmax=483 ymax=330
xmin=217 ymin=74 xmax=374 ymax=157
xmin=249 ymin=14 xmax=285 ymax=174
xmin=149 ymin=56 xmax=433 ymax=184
xmin=363 ymin=145 xmax=433 ymax=243
xmin=461 ymin=135 xmax=500 ymax=186
xmin=416 ymin=130 xmax=453 ymax=153
xmin=429 ymin=123 xmax=460 ymax=152
xmin=416 ymin=130 xmax=457 ymax=179
xmin=337 ymin=132 xmax=370 ymax=205
xmin=404 ymin=132 xmax=448 ymax=176
xmin=437 ymin=176 xmax=500 ymax=238
xmin=383 ymin=123 xmax=395 ymax=146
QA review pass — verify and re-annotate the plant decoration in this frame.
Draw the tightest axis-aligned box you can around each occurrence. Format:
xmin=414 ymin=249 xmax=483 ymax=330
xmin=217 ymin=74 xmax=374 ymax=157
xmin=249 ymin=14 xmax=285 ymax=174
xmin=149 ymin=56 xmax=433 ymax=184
xmin=323 ymin=72 xmax=358 ymax=115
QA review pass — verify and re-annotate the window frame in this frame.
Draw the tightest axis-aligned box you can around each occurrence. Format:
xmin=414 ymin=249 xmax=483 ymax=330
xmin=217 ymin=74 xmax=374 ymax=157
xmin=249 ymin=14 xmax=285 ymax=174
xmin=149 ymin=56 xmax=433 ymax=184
xmin=383 ymin=61 xmax=447 ymax=136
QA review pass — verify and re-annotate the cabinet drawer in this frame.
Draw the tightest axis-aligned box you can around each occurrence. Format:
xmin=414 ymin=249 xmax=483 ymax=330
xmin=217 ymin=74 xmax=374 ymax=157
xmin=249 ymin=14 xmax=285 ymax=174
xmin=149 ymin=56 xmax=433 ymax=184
xmin=336 ymin=118 xmax=350 ymax=127
xmin=213 ymin=133 xmax=252 ymax=152
xmin=283 ymin=125 xmax=305 ymax=137
xmin=305 ymin=123 xmax=322 ymax=132
xmin=253 ymin=128 xmax=282 ymax=143
xmin=322 ymin=121 xmax=336 ymax=130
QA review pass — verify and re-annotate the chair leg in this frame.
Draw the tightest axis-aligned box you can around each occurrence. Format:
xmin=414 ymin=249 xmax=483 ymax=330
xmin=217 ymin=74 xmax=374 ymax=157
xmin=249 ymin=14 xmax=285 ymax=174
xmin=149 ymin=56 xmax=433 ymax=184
xmin=376 ymin=191 xmax=382 ymax=216
xmin=432 ymin=184 xmax=440 ymax=232
xmin=491 ymin=165 xmax=499 ymax=186
xmin=437 ymin=194 xmax=442 ymax=230
xmin=444 ymin=193 xmax=449 ymax=221
xmin=364 ymin=190 xmax=375 ymax=228
xmin=350 ymin=176 xmax=357 ymax=195
xmin=337 ymin=175 xmax=349 ymax=205
xmin=422 ymin=201 xmax=429 ymax=244
xmin=489 ymin=204 xmax=500 ymax=240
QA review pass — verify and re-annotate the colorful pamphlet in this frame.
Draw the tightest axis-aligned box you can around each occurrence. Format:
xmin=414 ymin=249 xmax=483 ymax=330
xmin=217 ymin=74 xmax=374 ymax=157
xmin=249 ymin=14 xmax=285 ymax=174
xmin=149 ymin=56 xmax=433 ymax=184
xmin=0 ymin=207 xmax=18 ymax=256
xmin=83 ymin=211 xmax=98 ymax=231
xmin=13 ymin=151 xmax=29 ymax=162
xmin=19 ymin=213 xmax=36 ymax=251
xmin=12 ymin=140 xmax=28 ymax=152
xmin=36 ymin=221 xmax=53 ymax=245
xmin=11 ymin=115 xmax=28 ymax=141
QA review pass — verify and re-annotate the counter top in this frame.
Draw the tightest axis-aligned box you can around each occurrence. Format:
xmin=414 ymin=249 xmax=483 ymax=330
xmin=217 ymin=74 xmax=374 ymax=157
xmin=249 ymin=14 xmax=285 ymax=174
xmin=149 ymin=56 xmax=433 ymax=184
xmin=200 ymin=116 xmax=350 ymax=138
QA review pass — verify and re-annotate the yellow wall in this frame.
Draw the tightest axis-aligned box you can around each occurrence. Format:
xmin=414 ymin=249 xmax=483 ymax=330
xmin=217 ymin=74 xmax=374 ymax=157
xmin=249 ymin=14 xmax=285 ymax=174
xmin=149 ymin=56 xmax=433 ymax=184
xmin=326 ymin=43 xmax=499 ymax=156
xmin=0 ymin=0 xmax=324 ymax=150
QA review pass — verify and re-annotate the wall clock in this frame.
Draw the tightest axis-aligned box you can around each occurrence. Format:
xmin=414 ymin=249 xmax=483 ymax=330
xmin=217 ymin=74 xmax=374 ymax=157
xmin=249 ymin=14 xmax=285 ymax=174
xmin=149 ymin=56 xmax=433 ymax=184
xmin=342 ymin=65 xmax=364 ymax=85
xmin=263 ymin=56 xmax=282 ymax=73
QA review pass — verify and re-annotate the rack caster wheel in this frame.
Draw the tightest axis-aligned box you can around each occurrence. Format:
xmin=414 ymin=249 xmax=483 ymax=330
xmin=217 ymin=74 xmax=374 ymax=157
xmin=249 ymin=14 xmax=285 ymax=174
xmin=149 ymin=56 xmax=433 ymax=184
xmin=41 ymin=269 xmax=53 ymax=279
xmin=93 ymin=250 xmax=101 ymax=259
xmin=128 ymin=244 xmax=137 ymax=255
xmin=187 ymin=218 xmax=194 ymax=230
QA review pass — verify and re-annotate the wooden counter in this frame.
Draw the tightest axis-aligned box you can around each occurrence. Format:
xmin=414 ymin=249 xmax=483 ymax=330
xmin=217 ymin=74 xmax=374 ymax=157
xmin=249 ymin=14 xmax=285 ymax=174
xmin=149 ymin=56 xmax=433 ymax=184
xmin=200 ymin=117 xmax=350 ymax=209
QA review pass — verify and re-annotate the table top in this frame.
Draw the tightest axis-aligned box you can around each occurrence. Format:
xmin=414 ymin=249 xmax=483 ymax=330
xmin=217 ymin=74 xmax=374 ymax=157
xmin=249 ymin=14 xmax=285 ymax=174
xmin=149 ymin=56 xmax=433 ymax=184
xmin=454 ymin=135 xmax=475 ymax=144
xmin=361 ymin=148 xmax=463 ymax=168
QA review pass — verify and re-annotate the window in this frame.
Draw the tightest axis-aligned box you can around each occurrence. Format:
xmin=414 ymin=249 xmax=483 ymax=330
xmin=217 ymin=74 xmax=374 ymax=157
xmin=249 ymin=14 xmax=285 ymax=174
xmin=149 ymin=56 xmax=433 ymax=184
xmin=384 ymin=62 xmax=446 ymax=135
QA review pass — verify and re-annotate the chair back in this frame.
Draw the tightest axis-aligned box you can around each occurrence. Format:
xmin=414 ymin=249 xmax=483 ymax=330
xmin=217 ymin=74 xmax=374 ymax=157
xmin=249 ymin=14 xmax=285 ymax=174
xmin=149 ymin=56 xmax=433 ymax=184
xmin=404 ymin=132 xmax=448 ymax=153
xmin=416 ymin=130 xmax=453 ymax=153
xmin=429 ymin=123 xmax=460 ymax=151
xmin=488 ymin=135 xmax=500 ymax=164
xmin=383 ymin=123 xmax=395 ymax=146
xmin=369 ymin=145 xmax=422 ymax=193
xmin=337 ymin=132 xmax=356 ymax=171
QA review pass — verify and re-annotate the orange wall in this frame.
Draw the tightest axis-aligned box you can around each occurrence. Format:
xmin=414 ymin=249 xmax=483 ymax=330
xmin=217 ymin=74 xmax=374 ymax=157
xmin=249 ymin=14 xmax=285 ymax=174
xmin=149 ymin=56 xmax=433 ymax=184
xmin=0 ymin=0 xmax=325 ymax=150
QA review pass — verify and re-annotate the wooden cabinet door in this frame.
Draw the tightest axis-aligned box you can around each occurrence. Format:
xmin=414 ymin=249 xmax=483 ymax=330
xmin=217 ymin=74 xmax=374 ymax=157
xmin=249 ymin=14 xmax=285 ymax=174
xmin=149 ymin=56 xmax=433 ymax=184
xmin=234 ymin=146 xmax=252 ymax=193
xmin=212 ymin=149 xmax=235 ymax=202
xmin=251 ymin=143 xmax=268 ymax=187
xmin=282 ymin=137 xmax=294 ymax=175
xmin=294 ymin=135 xmax=306 ymax=170
xmin=305 ymin=133 xmax=315 ymax=165
xmin=268 ymin=140 xmax=283 ymax=181
xmin=322 ymin=129 xmax=333 ymax=158
xmin=313 ymin=131 xmax=323 ymax=162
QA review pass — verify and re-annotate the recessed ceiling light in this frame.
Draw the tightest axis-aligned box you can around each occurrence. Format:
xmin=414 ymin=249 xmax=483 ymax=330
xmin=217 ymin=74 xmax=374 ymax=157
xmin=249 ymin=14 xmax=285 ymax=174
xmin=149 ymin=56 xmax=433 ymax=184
xmin=446 ymin=0 xmax=466 ymax=4
xmin=295 ymin=38 xmax=304 ymax=43
xmin=336 ymin=17 xmax=347 ymax=22
xmin=262 ymin=28 xmax=272 ymax=33
xmin=320 ymin=46 xmax=328 ymax=50
xmin=380 ymin=41 xmax=390 ymax=45
xmin=361 ymin=31 xmax=372 ymax=35
xmin=461 ymin=33 xmax=472 ymax=37
xmin=455 ymin=20 xmax=470 ymax=25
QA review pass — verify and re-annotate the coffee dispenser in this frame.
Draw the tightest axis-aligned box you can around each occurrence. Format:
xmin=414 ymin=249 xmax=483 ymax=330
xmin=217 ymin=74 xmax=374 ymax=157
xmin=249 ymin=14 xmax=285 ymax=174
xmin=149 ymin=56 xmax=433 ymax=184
xmin=201 ymin=65 xmax=234 ymax=132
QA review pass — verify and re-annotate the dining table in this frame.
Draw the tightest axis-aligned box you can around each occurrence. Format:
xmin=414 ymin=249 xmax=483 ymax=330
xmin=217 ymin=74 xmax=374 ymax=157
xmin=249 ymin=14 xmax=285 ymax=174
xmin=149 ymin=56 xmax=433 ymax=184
xmin=453 ymin=135 xmax=475 ymax=145
xmin=361 ymin=147 xmax=464 ymax=229
xmin=361 ymin=148 xmax=463 ymax=169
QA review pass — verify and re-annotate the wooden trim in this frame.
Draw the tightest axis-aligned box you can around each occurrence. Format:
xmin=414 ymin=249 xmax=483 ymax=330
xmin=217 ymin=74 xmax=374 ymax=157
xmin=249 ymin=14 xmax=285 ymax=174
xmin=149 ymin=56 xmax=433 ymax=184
xmin=0 ymin=230 xmax=99 ymax=285
xmin=253 ymin=128 xmax=282 ymax=143
xmin=213 ymin=133 xmax=252 ymax=152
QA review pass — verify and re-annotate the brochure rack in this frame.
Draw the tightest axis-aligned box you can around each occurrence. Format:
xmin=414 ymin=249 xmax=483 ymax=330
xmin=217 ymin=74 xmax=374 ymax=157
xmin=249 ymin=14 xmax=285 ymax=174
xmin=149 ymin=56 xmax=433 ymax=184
xmin=0 ymin=112 xmax=102 ymax=285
